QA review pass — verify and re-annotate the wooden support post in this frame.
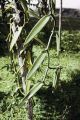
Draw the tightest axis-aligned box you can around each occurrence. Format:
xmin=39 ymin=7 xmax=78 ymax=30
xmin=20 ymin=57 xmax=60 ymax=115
xmin=58 ymin=0 xmax=62 ymax=56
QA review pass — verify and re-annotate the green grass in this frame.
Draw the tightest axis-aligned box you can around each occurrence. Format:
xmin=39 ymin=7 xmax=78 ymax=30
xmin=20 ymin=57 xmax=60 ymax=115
xmin=32 ymin=46 xmax=80 ymax=83
xmin=0 ymin=56 xmax=15 ymax=92
xmin=0 ymin=47 xmax=80 ymax=120
xmin=33 ymin=48 xmax=80 ymax=120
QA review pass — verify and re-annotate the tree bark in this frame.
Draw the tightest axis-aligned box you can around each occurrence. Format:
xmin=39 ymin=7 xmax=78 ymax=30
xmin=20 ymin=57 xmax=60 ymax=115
xmin=17 ymin=41 xmax=27 ymax=94
xmin=11 ymin=1 xmax=33 ymax=119
xmin=27 ymin=99 xmax=33 ymax=120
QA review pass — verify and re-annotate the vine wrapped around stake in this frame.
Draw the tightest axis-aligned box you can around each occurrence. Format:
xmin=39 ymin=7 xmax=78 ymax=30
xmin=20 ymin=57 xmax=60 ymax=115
xmin=6 ymin=0 xmax=59 ymax=119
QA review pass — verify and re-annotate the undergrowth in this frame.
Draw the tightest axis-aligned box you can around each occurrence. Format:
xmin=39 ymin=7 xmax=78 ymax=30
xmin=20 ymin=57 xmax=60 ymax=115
xmin=0 ymin=47 xmax=80 ymax=120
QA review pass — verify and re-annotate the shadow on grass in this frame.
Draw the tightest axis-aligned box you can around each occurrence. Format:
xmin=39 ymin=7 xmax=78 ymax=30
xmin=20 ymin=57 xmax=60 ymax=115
xmin=35 ymin=69 xmax=80 ymax=120
xmin=0 ymin=70 xmax=80 ymax=120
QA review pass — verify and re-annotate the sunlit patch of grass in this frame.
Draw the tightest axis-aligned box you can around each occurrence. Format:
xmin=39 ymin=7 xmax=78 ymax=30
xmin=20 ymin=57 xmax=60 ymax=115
xmin=0 ymin=57 xmax=15 ymax=92
xmin=33 ymin=47 xmax=80 ymax=84
xmin=0 ymin=47 xmax=80 ymax=120
xmin=0 ymin=49 xmax=80 ymax=92
xmin=50 ymin=51 xmax=80 ymax=82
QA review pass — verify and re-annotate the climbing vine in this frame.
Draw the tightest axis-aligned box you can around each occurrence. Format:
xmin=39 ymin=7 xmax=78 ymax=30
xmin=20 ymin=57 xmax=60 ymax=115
xmin=0 ymin=0 xmax=62 ymax=119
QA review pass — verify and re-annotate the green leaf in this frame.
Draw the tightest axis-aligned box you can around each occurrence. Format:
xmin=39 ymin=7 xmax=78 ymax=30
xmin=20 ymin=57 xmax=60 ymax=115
xmin=10 ymin=26 xmax=23 ymax=51
xmin=26 ymin=80 xmax=31 ymax=94
xmin=53 ymin=78 xmax=57 ymax=88
xmin=23 ymin=82 xmax=43 ymax=101
xmin=34 ymin=36 xmax=46 ymax=47
xmin=53 ymin=67 xmax=61 ymax=88
xmin=26 ymin=51 xmax=47 ymax=80
xmin=20 ymin=0 xmax=28 ymax=11
xmin=28 ymin=8 xmax=40 ymax=19
xmin=23 ymin=15 xmax=50 ymax=51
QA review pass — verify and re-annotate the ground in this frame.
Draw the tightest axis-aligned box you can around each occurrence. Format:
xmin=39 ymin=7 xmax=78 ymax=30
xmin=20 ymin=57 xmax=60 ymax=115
xmin=0 ymin=46 xmax=80 ymax=120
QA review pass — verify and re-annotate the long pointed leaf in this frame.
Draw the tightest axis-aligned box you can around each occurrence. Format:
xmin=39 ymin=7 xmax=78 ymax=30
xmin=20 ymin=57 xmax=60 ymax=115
xmin=53 ymin=78 xmax=57 ymax=88
xmin=23 ymin=15 xmax=50 ymax=48
xmin=23 ymin=82 xmax=43 ymax=101
xmin=26 ymin=51 xmax=47 ymax=80
xmin=20 ymin=0 xmax=28 ymax=11
xmin=28 ymin=8 xmax=40 ymax=19
xmin=34 ymin=36 xmax=46 ymax=47
xmin=27 ymin=82 xmax=43 ymax=100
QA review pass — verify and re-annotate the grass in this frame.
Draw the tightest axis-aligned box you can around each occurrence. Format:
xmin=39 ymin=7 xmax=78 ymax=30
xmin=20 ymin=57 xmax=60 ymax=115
xmin=0 ymin=56 xmax=15 ymax=92
xmin=33 ymin=48 xmax=80 ymax=120
xmin=0 ymin=47 xmax=80 ymax=120
xmin=32 ymin=46 xmax=80 ymax=83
